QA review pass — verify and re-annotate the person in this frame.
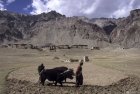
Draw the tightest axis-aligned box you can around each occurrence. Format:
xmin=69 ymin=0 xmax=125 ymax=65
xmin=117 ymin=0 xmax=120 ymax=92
xmin=38 ymin=63 xmax=45 ymax=74
xmin=38 ymin=64 xmax=45 ymax=83
xmin=75 ymin=60 xmax=83 ymax=87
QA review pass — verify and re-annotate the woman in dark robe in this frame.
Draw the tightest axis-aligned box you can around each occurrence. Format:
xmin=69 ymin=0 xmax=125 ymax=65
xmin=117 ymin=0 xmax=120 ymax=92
xmin=76 ymin=60 xmax=83 ymax=87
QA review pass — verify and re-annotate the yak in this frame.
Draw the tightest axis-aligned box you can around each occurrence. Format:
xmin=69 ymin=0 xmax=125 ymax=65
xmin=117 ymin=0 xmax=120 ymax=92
xmin=56 ymin=69 xmax=74 ymax=86
xmin=39 ymin=66 xmax=70 ymax=85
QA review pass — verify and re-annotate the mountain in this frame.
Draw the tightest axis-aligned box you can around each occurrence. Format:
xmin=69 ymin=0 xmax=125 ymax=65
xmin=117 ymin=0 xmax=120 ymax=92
xmin=0 ymin=10 xmax=109 ymax=47
xmin=0 ymin=11 xmax=65 ymax=44
xmin=73 ymin=17 xmax=118 ymax=36
xmin=0 ymin=9 xmax=140 ymax=48
xmin=111 ymin=9 xmax=140 ymax=48
xmin=29 ymin=17 xmax=109 ymax=47
xmin=90 ymin=18 xmax=118 ymax=35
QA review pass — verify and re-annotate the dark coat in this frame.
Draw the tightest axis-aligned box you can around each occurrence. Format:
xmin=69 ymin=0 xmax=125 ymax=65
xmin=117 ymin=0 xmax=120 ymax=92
xmin=76 ymin=65 xmax=83 ymax=86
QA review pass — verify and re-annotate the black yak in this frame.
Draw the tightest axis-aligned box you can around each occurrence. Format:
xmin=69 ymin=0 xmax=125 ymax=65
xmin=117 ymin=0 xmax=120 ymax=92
xmin=40 ymin=66 xmax=69 ymax=85
xmin=56 ymin=69 xmax=74 ymax=86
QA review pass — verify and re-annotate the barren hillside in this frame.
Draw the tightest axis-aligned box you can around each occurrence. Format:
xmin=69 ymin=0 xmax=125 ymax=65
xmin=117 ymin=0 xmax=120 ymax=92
xmin=0 ymin=9 xmax=140 ymax=48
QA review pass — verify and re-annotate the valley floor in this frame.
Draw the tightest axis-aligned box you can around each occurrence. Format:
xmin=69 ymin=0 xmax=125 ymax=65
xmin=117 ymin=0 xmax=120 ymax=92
xmin=0 ymin=48 xmax=140 ymax=94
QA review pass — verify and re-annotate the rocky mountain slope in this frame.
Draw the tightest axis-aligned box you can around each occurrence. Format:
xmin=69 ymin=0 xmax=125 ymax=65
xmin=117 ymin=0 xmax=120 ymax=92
xmin=0 ymin=11 xmax=109 ymax=47
xmin=0 ymin=11 xmax=65 ymax=44
xmin=90 ymin=18 xmax=117 ymax=35
xmin=111 ymin=9 xmax=140 ymax=48
xmin=29 ymin=17 xmax=109 ymax=47
xmin=0 ymin=9 xmax=140 ymax=48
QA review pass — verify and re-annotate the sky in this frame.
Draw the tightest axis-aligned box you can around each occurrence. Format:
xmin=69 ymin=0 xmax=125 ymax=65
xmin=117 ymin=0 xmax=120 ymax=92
xmin=0 ymin=0 xmax=140 ymax=18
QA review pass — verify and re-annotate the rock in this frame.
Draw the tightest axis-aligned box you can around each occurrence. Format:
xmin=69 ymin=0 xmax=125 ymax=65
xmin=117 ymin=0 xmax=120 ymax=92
xmin=53 ymin=56 xmax=59 ymax=60
xmin=65 ymin=59 xmax=71 ymax=63
xmin=83 ymin=56 xmax=89 ymax=62
xmin=70 ymin=58 xmax=79 ymax=62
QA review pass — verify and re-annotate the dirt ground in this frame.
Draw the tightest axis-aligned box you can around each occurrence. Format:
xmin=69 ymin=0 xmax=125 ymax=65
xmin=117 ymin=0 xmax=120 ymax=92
xmin=0 ymin=48 xmax=140 ymax=94
xmin=8 ymin=63 xmax=127 ymax=86
xmin=6 ymin=76 xmax=140 ymax=94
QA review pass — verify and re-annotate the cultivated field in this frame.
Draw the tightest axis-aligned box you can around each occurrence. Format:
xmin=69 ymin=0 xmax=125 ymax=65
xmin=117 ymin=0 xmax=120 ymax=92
xmin=0 ymin=48 xmax=140 ymax=94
